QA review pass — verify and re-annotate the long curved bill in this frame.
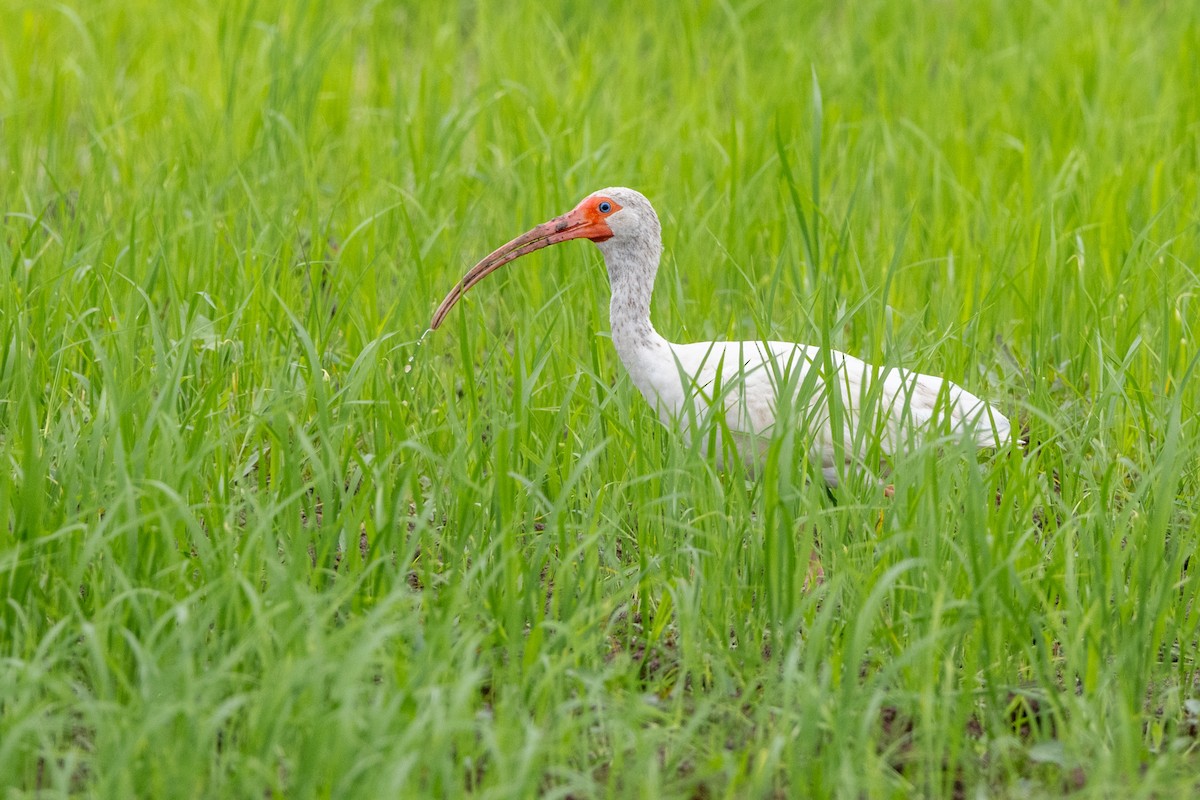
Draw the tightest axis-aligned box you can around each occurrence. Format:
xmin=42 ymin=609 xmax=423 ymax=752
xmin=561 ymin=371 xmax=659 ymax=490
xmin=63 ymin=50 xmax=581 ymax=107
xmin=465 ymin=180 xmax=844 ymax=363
xmin=430 ymin=205 xmax=608 ymax=329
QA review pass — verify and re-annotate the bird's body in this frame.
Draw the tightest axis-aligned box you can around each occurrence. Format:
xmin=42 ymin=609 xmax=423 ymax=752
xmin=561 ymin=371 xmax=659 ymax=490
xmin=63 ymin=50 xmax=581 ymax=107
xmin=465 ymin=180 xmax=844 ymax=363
xmin=617 ymin=337 xmax=1008 ymax=485
xmin=431 ymin=187 xmax=1011 ymax=485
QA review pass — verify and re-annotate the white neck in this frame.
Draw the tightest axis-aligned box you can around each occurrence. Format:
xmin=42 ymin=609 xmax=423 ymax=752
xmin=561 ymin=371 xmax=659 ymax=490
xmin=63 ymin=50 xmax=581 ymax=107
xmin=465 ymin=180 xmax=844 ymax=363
xmin=596 ymin=236 xmax=670 ymax=388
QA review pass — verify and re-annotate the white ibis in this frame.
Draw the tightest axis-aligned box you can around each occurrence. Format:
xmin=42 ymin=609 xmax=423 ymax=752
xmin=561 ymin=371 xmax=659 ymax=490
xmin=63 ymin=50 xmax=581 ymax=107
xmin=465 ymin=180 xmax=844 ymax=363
xmin=431 ymin=188 xmax=1012 ymax=487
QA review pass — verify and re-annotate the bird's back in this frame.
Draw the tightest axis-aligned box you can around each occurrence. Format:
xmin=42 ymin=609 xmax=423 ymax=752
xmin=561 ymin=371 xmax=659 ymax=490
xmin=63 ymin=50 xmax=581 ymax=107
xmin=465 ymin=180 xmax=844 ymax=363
xmin=635 ymin=339 xmax=1010 ymax=483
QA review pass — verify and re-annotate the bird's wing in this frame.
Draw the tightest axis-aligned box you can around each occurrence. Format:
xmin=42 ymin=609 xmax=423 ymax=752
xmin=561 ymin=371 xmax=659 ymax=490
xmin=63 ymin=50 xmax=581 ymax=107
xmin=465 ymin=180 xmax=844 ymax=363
xmin=847 ymin=357 xmax=1012 ymax=449
xmin=663 ymin=340 xmax=1010 ymax=481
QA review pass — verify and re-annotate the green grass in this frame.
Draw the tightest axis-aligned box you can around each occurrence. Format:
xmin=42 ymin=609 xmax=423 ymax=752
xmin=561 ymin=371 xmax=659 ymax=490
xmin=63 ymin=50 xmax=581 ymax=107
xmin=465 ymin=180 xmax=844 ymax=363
xmin=3 ymin=0 xmax=1199 ymax=796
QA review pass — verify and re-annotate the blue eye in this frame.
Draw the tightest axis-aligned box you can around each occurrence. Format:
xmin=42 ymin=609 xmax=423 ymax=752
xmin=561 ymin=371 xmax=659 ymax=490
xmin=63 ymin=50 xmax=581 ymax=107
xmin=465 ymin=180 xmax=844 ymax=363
xmin=598 ymin=201 xmax=612 ymax=213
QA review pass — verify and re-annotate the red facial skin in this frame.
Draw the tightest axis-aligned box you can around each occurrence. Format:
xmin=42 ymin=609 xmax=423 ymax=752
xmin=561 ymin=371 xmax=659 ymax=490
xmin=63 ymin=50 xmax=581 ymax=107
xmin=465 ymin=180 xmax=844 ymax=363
xmin=430 ymin=196 xmax=623 ymax=329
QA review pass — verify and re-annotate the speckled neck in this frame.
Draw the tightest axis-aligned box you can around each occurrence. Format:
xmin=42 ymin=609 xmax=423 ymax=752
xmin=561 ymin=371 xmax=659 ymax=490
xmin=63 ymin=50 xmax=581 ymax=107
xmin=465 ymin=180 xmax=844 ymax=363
xmin=597 ymin=235 xmax=671 ymax=390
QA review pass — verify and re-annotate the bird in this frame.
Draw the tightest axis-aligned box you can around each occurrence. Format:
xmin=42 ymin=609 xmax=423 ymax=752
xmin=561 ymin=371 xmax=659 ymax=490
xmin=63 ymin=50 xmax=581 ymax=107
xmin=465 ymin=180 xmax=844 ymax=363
xmin=430 ymin=187 xmax=1012 ymax=488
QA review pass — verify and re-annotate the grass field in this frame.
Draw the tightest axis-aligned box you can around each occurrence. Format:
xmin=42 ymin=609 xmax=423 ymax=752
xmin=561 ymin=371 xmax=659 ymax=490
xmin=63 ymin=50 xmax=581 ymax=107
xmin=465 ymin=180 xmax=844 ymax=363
xmin=3 ymin=0 xmax=1199 ymax=796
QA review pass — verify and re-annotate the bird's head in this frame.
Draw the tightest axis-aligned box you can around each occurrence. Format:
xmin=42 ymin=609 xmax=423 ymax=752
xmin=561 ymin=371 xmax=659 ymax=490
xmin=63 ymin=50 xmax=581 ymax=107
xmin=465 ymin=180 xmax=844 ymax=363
xmin=585 ymin=187 xmax=660 ymax=256
xmin=430 ymin=187 xmax=660 ymax=329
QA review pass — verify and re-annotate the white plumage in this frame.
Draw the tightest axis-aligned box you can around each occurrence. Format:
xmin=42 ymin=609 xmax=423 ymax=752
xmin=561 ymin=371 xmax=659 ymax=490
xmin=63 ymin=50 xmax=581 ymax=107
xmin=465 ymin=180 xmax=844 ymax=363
xmin=432 ymin=187 xmax=1011 ymax=486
